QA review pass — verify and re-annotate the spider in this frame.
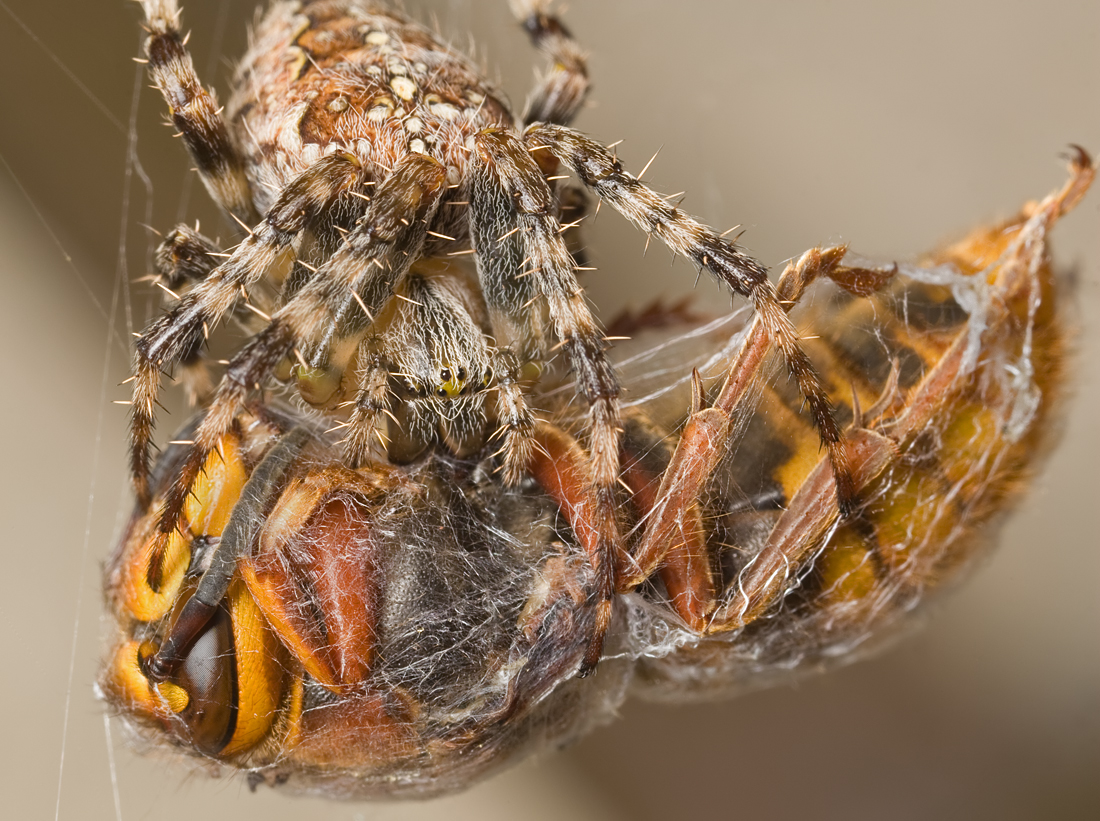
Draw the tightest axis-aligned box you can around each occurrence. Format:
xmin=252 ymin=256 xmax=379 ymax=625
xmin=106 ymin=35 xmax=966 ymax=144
xmin=128 ymin=0 xmax=854 ymax=672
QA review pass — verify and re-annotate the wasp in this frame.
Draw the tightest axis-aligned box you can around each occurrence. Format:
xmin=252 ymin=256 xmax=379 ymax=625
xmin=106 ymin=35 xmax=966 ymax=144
xmin=100 ymin=150 xmax=1093 ymax=798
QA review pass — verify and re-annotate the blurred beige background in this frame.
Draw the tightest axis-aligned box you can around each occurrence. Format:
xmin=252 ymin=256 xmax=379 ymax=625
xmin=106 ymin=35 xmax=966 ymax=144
xmin=1 ymin=1 xmax=1097 ymax=819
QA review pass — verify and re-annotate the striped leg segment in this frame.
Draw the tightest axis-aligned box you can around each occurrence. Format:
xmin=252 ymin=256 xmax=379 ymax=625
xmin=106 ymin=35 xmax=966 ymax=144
xmin=510 ymin=0 xmax=590 ymax=127
xmin=129 ymin=154 xmax=362 ymax=504
xmin=148 ymin=156 xmax=446 ymax=561
xmin=140 ymin=0 xmax=256 ymax=222
xmin=470 ymin=128 xmax=621 ymax=673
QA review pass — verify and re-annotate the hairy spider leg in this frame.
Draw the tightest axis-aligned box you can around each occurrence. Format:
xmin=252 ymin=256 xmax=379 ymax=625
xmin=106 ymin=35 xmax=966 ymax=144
xmin=706 ymin=153 xmax=1094 ymax=631
xmin=147 ymin=225 xmax=225 ymax=407
xmin=145 ymin=156 xmax=448 ymax=573
xmin=130 ymin=154 xmax=364 ymax=505
xmin=523 ymin=123 xmax=857 ymax=516
xmin=469 ymin=129 xmax=621 ymax=674
xmin=140 ymin=0 xmax=256 ymax=223
xmin=510 ymin=0 xmax=590 ymax=127
xmin=621 ymin=151 xmax=1096 ymax=634
xmin=152 ymin=224 xmax=221 ymax=290
xmin=485 ymin=346 xmax=538 ymax=485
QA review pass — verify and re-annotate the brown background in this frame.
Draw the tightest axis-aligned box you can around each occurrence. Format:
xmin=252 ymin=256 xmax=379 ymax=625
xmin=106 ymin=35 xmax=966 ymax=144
xmin=0 ymin=1 xmax=1097 ymax=818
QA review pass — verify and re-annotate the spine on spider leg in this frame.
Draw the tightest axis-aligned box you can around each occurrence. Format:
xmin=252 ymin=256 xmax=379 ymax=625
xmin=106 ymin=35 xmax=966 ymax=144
xmin=152 ymin=227 xmax=225 ymax=407
xmin=152 ymin=225 xmax=220 ymax=290
xmin=128 ymin=230 xmax=232 ymax=501
xmin=283 ymin=154 xmax=449 ymax=416
xmin=490 ymin=348 xmax=537 ymax=487
xmin=129 ymin=302 xmax=208 ymax=507
xmin=175 ymin=156 xmax=447 ymax=508
xmin=267 ymin=156 xmax=453 ymax=464
xmin=344 ymin=357 xmax=391 ymax=468
xmin=468 ymin=131 xmax=553 ymax=483
xmin=734 ymin=270 xmax=855 ymax=516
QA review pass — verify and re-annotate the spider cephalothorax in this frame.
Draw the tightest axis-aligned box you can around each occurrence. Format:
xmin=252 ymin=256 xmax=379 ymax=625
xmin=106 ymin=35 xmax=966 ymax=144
xmin=129 ymin=0 xmax=853 ymax=671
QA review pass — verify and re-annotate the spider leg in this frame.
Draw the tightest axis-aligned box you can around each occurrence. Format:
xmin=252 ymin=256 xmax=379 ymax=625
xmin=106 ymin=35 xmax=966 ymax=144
xmin=624 ymin=250 xmax=897 ymax=638
xmin=344 ymin=353 xmax=393 ymax=468
xmin=510 ymin=0 xmax=589 ymax=127
xmin=523 ymin=123 xmax=856 ymax=516
xmin=702 ymin=152 xmax=1099 ymax=631
xmin=150 ymin=156 xmax=447 ymax=547
xmin=140 ymin=0 xmax=256 ymax=223
xmin=152 ymin=224 xmax=220 ymax=290
xmin=467 ymin=136 xmax=547 ymax=482
xmin=490 ymin=347 xmax=536 ymax=486
xmin=283 ymin=156 xmax=451 ymax=411
xmin=469 ymin=129 xmax=620 ymax=674
xmin=622 ymin=249 xmax=843 ymax=595
xmin=130 ymin=154 xmax=362 ymax=504
xmin=558 ymin=184 xmax=593 ymax=270
xmin=150 ymin=225 xmax=223 ymax=407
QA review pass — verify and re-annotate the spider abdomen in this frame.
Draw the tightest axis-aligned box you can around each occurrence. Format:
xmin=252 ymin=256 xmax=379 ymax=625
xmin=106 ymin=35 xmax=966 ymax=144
xmin=228 ymin=1 xmax=514 ymax=217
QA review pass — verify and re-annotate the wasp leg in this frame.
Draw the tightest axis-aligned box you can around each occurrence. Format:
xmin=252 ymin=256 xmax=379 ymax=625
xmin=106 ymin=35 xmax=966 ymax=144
xmin=885 ymin=147 xmax=1095 ymax=444
xmin=619 ymin=413 xmax=716 ymax=632
xmin=511 ymin=0 xmax=590 ymax=127
xmin=143 ymin=427 xmax=311 ymax=683
xmin=522 ymin=422 xmax=619 ymax=675
xmin=620 ymin=248 xmax=848 ymax=594
xmin=641 ymin=146 xmax=1095 ymax=633
xmin=616 ymin=249 xmax=904 ymax=635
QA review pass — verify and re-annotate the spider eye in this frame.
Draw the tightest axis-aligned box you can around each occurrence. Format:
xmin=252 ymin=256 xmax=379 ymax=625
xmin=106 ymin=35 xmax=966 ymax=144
xmin=437 ymin=364 xmax=466 ymax=398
